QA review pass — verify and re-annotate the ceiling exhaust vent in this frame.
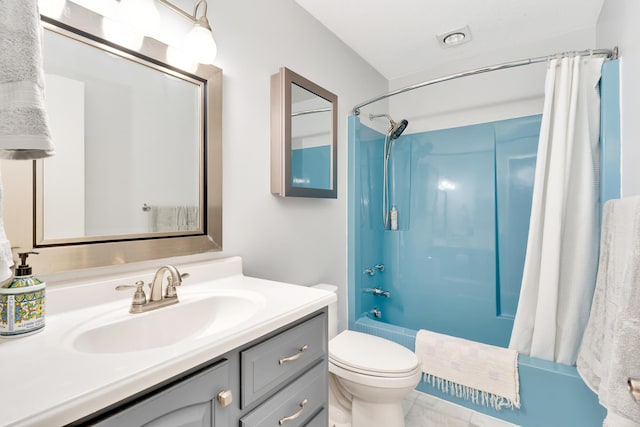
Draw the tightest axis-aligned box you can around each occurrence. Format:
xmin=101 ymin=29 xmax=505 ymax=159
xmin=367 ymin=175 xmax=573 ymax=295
xmin=437 ymin=26 xmax=472 ymax=48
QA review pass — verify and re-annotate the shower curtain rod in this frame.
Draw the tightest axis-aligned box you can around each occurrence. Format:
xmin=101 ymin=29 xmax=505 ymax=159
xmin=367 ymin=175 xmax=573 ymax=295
xmin=351 ymin=47 xmax=619 ymax=116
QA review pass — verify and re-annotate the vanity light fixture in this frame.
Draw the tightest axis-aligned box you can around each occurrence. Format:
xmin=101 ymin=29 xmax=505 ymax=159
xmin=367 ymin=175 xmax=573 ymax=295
xmin=38 ymin=0 xmax=67 ymax=18
xmin=117 ymin=0 xmax=217 ymax=64
xmin=117 ymin=0 xmax=161 ymax=36
xmin=157 ymin=0 xmax=217 ymax=64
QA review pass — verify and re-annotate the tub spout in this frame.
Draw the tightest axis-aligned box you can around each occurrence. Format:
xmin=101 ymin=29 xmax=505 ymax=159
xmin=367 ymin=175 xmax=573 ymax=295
xmin=363 ymin=287 xmax=391 ymax=298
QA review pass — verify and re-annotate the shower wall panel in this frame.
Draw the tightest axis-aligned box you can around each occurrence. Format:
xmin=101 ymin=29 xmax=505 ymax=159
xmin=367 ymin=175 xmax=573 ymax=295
xmin=350 ymin=117 xmax=385 ymax=320
xmin=372 ymin=116 xmax=540 ymax=347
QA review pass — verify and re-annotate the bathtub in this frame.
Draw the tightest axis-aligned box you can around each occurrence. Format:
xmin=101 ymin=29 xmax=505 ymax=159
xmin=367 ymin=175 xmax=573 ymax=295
xmin=347 ymin=62 xmax=620 ymax=427
xmin=353 ymin=316 xmax=606 ymax=427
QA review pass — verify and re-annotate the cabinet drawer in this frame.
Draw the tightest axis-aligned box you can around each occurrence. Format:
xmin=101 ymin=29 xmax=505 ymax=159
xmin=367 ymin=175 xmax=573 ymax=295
xmin=241 ymin=313 xmax=327 ymax=408
xmin=240 ymin=362 xmax=327 ymax=427
xmin=302 ymin=407 xmax=327 ymax=427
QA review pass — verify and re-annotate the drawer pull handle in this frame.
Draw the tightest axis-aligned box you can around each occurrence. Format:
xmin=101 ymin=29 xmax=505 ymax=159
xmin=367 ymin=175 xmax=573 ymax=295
xmin=278 ymin=345 xmax=308 ymax=365
xmin=278 ymin=399 xmax=308 ymax=425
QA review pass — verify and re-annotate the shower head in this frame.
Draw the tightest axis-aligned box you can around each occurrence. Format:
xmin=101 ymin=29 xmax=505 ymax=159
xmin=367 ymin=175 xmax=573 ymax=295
xmin=390 ymin=119 xmax=408 ymax=140
xmin=368 ymin=112 xmax=409 ymax=140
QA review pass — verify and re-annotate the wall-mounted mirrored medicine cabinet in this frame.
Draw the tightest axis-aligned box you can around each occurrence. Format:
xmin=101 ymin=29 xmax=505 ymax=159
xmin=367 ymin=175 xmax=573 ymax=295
xmin=270 ymin=67 xmax=338 ymax=198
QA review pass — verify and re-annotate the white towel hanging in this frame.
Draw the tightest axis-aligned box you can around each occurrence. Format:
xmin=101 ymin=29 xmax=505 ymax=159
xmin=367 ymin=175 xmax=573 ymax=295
xmin=0 ymin=0 xmax=56 ymax=159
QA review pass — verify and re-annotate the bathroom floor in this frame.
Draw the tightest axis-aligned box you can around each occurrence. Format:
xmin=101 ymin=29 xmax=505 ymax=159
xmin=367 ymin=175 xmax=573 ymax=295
xmin=403 ymin=391 xmax=519 ymax=427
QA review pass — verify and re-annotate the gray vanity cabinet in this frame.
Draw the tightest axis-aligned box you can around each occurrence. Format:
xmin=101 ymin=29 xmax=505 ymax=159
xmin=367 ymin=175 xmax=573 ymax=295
xmin=76 ymin=310 xmax=328 ymax=427
xmin=93 ymin=359 xmax=230 ymax=427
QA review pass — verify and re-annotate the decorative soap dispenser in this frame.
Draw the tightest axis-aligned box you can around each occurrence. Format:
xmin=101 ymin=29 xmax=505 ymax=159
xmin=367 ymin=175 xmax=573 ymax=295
xmin=0 ymin=251 xmax=46 ymax=337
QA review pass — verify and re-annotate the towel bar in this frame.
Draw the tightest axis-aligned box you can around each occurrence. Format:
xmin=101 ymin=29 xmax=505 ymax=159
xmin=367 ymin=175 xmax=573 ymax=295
xmin=629 ymin=378 xmax=640 ymax=404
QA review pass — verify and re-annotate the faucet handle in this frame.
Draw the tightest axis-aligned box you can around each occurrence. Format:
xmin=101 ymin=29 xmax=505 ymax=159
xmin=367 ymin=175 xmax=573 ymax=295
xmin=116 ymin=281 xmax=147 ymax=308
xmin=165 ymin=272 xmax=190 ymax=298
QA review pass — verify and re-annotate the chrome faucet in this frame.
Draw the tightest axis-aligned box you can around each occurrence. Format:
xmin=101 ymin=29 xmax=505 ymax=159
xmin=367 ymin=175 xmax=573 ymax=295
xmin=363 ymin=287 xmax=391 ymax=298
xmin=116 ymin=264 xmax=189 ymax=313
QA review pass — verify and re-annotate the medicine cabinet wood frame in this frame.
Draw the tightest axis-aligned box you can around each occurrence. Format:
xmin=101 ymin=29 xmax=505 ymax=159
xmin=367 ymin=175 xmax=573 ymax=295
xmin=271 ymin=67 xmax=338 ymax=198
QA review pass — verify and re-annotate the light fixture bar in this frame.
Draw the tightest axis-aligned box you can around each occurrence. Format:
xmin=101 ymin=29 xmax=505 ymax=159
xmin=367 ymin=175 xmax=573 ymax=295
xmin=120 ymin=0 xmax=217 ymax=64
xmin=155 ymin=0 xmax=197 ymax=23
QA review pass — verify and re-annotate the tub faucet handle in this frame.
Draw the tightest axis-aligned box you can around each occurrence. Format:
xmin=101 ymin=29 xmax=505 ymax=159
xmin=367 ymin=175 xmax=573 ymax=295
xmin=374 ymin=264 xmax=385 ymax=272
xmin=363 ymin=268 xmax=376 ymax=276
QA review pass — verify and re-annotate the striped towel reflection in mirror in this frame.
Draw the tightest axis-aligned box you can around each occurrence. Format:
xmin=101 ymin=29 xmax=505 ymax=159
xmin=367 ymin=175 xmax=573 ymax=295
xmin=149 ymin=205 xmax=199 ymax=233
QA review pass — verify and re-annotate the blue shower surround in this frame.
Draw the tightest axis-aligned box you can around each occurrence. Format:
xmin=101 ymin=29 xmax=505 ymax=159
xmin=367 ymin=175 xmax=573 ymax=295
xmin=347 ymin=60 xmax=619 ymax=426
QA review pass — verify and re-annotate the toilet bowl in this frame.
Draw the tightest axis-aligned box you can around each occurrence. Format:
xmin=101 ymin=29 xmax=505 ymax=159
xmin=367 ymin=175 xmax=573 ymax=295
xmin=328 ymin=330 xmax=422 ymax=427
xmin=312 ymin=284 xmax=421 ymax=427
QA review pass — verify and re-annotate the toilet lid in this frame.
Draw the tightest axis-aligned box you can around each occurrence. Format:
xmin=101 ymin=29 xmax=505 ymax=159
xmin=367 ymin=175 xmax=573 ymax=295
xmin=329 ymin=330 xmax=419 ymax=376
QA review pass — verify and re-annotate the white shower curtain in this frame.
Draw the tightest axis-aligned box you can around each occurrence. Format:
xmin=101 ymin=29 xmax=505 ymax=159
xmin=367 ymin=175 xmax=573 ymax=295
xmin=509 ymin=55 xmax=604 ymax=365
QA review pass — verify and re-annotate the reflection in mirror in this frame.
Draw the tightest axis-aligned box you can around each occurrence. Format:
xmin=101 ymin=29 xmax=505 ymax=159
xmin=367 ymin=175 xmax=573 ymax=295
xmin=40 ymin=28 xmax=202 ymax=243
xmin=1 ymin=0 xmax=222 ymax=275
xmin=271 ymin=67 xmax=337 ymax=198
xmin=291 ymin=83 xmax=333 ymax=190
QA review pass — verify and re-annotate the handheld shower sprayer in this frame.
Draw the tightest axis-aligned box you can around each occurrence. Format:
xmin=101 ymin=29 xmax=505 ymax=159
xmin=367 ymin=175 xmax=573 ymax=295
xmin=390 ymin=119 xmax=408 ymax=140
xmin=368 ymin=112 xmax=410 ymax=228
xmin=368 ymin=113 xmax=409 ymax=140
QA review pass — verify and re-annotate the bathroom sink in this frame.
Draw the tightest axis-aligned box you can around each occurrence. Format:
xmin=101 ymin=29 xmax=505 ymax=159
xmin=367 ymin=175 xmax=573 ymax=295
xmin=70 ymin=292 xmax=263 ymax=354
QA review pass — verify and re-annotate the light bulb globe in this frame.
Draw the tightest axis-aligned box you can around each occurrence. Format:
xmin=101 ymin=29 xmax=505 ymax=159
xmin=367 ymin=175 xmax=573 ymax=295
xmin=184 ymin=25 xmax=217 ymax=65
xmin=118 ymin=0 xmax=160 ymax=37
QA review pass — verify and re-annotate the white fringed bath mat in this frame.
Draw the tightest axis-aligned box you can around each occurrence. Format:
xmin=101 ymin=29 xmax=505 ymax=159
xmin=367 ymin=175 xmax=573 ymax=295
xmin=415 ymin=329 xmax=520 ymax=410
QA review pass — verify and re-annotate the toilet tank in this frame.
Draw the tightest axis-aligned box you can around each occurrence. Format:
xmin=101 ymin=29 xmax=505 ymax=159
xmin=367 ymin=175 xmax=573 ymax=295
xmin=312 ymin=284 xmax=338 ymax=339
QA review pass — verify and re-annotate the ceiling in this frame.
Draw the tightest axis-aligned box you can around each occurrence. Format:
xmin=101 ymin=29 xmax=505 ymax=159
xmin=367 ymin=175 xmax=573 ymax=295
xmin=294 ymin=0 xmax=605 ymax=81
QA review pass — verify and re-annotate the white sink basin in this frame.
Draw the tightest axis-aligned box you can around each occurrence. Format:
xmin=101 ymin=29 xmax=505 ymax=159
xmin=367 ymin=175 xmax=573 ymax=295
xmin=70 ymin=291 xmax=264 ymax=353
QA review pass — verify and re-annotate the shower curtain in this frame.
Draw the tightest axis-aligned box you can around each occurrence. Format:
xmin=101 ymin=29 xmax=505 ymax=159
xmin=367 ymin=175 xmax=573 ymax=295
xmin=509 ymin=55 xmax=604 ymax=365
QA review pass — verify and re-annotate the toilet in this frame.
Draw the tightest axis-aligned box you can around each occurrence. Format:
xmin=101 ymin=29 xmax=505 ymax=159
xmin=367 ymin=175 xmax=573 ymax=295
xmin=314 ymin=285 xmax=422 ymax=427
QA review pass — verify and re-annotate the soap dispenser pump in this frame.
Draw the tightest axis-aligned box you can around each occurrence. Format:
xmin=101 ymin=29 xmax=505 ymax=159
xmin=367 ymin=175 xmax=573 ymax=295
xmin=0 ymin=251 xmax=46 ymax=337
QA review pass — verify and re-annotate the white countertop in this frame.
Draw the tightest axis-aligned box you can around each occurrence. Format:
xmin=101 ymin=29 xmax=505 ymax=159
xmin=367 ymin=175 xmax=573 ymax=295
xmin=0 ymin=256 xmax=335 ymax=427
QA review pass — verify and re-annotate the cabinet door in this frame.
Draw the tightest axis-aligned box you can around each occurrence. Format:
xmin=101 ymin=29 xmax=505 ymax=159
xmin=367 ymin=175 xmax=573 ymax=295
xmin=95 ymin=359 xmax=230 ymax=427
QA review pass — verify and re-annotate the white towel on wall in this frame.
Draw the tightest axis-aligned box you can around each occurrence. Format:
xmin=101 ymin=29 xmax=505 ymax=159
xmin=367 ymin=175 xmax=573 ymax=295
xmin=0 ymin=0 xmax=56 ymax=159
xmin=577 ymin=197 xmax=640 ymax=426
xmin=415 ymin=329 xmax=520 ymax=411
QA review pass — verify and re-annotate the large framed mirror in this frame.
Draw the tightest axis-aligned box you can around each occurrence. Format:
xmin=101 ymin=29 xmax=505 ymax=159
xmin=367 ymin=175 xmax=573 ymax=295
xmin=271 ymin=67 xmax=338 ymax=198
xmin=1 ymin=1 xmax=222 ymax=274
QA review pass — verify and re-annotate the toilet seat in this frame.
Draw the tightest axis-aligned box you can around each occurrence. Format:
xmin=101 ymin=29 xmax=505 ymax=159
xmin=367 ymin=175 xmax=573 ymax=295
xmin=329 ymin=330 xmax=420 ymax=378
xmin=329 ymin=359 xmax=422 ymax=390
